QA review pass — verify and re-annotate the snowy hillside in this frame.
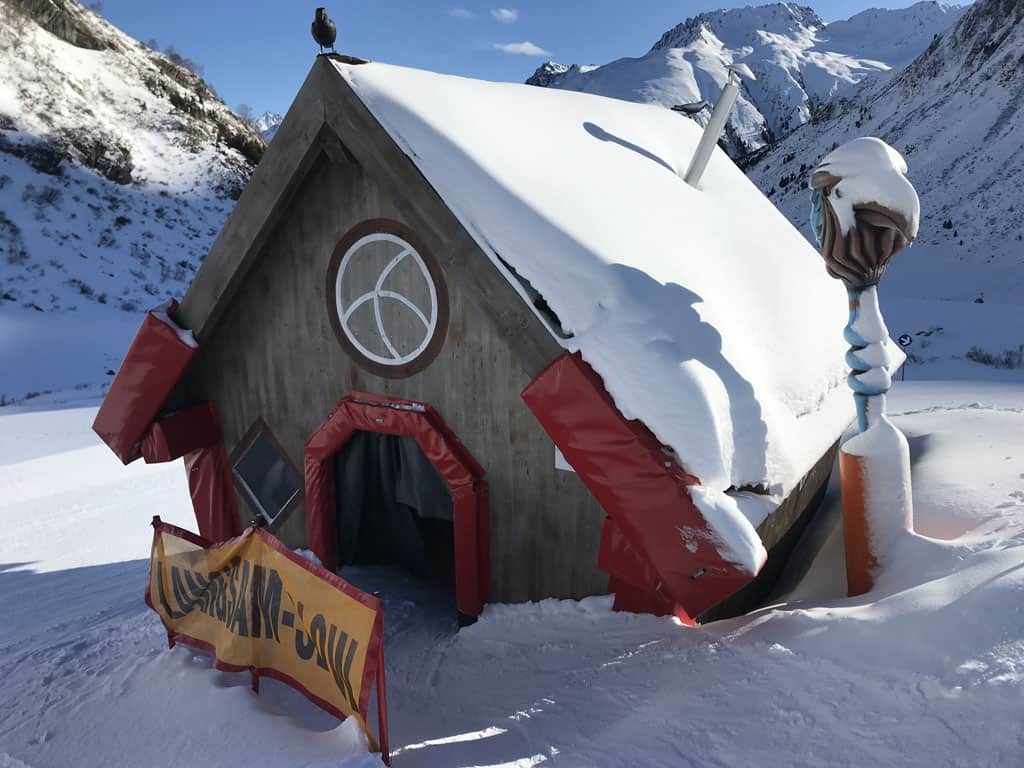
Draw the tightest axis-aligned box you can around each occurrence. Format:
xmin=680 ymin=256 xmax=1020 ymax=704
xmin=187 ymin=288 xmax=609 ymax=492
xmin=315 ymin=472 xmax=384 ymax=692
xmin=746 ymin=0 xmax=1024 ymax=310
xmin=0 ymin=0 xmax=264 ymax=320
xmin=527 ymin=2 xmax=966 ymax=156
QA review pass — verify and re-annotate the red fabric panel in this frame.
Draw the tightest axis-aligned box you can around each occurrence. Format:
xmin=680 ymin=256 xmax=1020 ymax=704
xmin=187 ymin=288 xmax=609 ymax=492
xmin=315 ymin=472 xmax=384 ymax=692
xmin=184 ymin=443 xmax=241 ymax=543
xmin=141 ymin=402 xmax=221 ymax=463
xmin=476 ymin=479 xmax=492 ymax=605
xmin=451 ymin=491 xmax=482 ymax=616
xmin=304 ymin=393 xmax=489 ymax=617
xmin=597 ymin=517 xmax=661 ymax=593
xmin=608 ymin=577 xmax=678 ymax=619
xmin=92 ymin=301 xmax=196 ymax=465
xmin=521 ymin=352 xmax=756 ymax=620
xmin=304 ymin=426 xmax=350 ymax=573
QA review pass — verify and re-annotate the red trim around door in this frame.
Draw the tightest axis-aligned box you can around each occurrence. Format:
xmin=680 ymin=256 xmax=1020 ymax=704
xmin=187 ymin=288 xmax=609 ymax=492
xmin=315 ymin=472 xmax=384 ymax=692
xmin=304 ymin=392 xmax=490 ymax=617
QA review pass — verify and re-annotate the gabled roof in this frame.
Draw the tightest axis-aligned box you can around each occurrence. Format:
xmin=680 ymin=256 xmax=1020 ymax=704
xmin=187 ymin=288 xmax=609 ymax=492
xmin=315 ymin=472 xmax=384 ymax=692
xmin=179 ymin=56 xmax=856 ymax=570
xmin=178 ymin=56 xmax=561 ymax=378
xmin=332 ymin=62 xmax=854 ymax=498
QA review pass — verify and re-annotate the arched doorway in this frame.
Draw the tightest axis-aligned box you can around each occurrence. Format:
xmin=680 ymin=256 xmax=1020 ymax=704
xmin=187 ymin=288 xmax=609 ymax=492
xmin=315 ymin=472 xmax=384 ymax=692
xmin=304 ymin=392 xmax=489 ymax=619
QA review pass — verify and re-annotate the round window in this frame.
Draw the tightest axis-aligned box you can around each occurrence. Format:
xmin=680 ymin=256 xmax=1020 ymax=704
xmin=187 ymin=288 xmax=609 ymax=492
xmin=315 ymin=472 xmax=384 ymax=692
xmin=327 ymin=219 xmax=449 ymax=378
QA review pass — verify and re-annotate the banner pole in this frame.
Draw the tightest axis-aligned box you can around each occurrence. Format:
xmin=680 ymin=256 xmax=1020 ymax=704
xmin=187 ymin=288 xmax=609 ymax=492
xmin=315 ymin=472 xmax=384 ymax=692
xmin=150 ymin=516 xmax=174 ymax=649
xmin=376 ymin=614 xmax=390 ymax=765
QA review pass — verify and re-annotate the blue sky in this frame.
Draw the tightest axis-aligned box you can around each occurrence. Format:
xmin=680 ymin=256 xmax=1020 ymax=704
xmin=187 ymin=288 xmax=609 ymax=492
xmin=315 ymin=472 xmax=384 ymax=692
xmin=97 ymin=1 xmax=925 ymax=118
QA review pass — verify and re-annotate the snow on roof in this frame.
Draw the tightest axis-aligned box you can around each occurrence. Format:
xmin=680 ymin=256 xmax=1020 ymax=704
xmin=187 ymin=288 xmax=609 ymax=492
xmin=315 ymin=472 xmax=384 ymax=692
xmin=334 ymin=61 xmax=854 ymax=569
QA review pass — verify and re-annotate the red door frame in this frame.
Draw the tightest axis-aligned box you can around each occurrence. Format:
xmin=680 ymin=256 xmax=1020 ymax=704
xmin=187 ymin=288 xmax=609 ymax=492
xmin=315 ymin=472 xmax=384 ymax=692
xmin=304 ymin=392 xmax=490 ymax=618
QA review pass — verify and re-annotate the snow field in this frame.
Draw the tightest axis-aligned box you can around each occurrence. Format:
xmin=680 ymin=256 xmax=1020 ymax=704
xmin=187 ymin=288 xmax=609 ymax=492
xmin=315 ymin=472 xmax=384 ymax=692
xmin=1 ymin=377 xmax=1023 ymax=767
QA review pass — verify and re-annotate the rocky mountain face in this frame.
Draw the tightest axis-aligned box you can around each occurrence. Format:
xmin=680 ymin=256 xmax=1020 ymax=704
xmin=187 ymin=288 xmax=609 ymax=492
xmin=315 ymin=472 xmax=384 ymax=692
xmin=745 ymin=0 xmax=1024 ymax=304
xmin=255 ymin=111 xmax=283 ymax=141
xmin=527 ymin=2 xmax=966 ymax=158
xmin=0 ymin=0 xmax=265 ymax=313
xmin=525 ymin=61 xmax=576 ymax=88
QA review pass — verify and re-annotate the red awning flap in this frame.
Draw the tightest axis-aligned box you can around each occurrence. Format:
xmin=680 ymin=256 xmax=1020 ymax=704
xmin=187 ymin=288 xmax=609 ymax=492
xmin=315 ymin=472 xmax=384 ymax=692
xmin=522 ymin=352 xmax=758 ymax=622
xmin=92 ymin=300 xmax=197 ymax=464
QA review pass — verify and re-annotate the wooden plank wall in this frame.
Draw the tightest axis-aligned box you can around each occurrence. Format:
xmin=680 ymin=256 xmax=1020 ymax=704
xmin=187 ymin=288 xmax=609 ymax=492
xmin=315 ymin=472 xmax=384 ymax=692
xmin=186 ymin=155 xmax=609 ymax=603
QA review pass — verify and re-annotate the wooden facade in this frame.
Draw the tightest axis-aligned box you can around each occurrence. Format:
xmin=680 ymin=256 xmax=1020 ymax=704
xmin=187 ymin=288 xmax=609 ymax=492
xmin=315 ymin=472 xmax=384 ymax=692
xmin=177 ymin=58 xmax=609 ymax=603
xmin=175 ymin=55 xmax=836 ymax=613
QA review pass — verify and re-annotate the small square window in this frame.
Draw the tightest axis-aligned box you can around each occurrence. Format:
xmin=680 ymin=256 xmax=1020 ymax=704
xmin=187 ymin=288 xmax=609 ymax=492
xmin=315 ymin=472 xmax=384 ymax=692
xmin=231 ymin=422 xmax=302 ymax=524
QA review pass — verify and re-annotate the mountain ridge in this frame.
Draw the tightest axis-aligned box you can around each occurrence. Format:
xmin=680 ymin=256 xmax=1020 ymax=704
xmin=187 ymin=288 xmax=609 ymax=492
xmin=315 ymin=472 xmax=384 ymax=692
xmin=527 ymin=1 xmax=968 ymax=157
xmin=254 ymin=111 xmax=283 ymax=141
xmin=744 ymin=0 xmax=1024 ymax=303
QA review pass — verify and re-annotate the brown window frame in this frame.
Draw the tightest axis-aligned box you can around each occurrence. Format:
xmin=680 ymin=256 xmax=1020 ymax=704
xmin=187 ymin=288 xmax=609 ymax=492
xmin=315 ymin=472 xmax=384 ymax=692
xmin=325 ymin=218 xmax=450 ymax=379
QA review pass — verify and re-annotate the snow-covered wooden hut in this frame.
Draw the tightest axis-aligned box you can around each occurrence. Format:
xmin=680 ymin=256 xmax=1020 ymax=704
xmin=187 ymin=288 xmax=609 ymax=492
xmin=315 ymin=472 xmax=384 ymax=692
xmin=93 ymin=55 xmax=853 ymax=624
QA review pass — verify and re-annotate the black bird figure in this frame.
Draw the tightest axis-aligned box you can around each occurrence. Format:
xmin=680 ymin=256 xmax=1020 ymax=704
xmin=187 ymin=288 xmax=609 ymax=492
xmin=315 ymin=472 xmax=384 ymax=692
xmin=671 ymin=100 xmax=709 ymax=116
xmin=311 ymin=8 xmax=337 ymax=54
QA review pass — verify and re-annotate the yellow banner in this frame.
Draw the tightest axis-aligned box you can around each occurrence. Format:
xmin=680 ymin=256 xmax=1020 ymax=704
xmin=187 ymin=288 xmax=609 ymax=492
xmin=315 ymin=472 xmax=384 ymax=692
xmin=145 ymin=521 xmax=383 ymax=746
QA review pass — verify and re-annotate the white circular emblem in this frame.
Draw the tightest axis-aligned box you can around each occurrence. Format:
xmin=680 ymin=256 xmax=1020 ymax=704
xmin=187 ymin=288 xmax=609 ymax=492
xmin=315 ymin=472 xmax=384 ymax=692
xmin=334 ymin=232 xmax=441 ymax=367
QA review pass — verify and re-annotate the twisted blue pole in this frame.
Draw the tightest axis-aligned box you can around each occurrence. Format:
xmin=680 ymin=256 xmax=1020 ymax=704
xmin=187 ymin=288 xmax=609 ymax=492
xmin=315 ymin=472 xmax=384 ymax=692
xmin=812 ymin=190 xmax=891 ymax=433
xmin=844 ymin=288 xmax=892 ymax=433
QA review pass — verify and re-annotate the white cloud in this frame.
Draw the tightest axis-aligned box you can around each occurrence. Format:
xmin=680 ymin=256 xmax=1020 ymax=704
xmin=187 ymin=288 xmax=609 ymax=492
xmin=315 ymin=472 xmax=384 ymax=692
xmin=490 ymin=8 xmax=519 ymax=23
xmin=447 ymin=7 xmax=476 ymax=19
xmin=493 ymin=41 xmax=551 ymax=56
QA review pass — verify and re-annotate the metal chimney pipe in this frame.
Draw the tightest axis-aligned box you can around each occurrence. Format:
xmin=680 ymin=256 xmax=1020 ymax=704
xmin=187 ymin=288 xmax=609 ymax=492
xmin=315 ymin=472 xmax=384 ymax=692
xmin=684 ymin=63 xmax=755 ymax=188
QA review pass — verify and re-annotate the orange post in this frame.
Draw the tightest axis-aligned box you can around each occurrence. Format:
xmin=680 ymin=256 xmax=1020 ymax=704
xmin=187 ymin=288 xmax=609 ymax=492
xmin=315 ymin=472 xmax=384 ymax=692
xmin=839 ymin=449 xmax=878 ymax=596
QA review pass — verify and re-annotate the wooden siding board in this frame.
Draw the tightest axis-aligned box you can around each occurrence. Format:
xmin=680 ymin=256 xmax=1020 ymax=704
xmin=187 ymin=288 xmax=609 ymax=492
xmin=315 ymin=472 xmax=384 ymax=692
xmin=177 ymin=61 xmax=332 ymax=338
xmin=186 ymin=156 xmax=608 ymax=603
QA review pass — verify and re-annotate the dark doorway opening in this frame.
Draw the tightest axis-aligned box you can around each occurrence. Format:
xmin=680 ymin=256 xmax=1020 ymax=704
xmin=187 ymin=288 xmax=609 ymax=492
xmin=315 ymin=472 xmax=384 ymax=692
xmin=333 ymin=431 xmax=456 ymax=595
xmin=305 ymin=392 xmax=489 ymax=620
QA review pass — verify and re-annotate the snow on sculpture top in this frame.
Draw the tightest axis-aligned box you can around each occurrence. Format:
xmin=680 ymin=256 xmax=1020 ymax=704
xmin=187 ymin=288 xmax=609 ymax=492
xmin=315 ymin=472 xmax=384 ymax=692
xmin=333 ymin=60 xmax=855 ymax=572
xmin=811 ymin=138 xmax=920 ymax=244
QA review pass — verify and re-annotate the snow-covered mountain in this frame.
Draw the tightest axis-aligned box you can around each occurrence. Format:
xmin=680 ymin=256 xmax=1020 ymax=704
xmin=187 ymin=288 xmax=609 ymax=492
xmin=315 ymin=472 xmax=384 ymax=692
xmin=0 ymin=0 xmax=265 ymax=314
xmin=254 ymin=111 xmax=283 ymax=141
xmin=746 ymin=0 xmax=1024 ymax=305
xmin=527 ymin=2 xmax=967 ymax=156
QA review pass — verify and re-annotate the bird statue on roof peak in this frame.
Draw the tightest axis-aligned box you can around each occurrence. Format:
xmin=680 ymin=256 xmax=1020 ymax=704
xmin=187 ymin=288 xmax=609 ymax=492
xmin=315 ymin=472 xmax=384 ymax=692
xmin=312 ymin=8 xmax=337 ymax=55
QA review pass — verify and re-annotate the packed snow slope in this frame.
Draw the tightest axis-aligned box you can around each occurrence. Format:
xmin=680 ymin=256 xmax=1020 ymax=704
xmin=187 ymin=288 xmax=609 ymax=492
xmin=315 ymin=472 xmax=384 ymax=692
xmin=746 ymin=0 xmax=1024 ymax=309
xmin=337 ymin=58 xmax=855 ymax=567
xmin=2 ymin=375 xmax=1024 ymax=767
xmin=0 ymin=0 xmax=264 ymax=316
xmin=526 ymin=2 xmax=966 ymax=156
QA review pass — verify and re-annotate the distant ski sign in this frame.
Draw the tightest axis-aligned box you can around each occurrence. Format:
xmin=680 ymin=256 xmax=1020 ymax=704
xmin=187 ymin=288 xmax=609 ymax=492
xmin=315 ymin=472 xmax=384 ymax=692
xmin=144 ymin=518 xmax=390 ymax=764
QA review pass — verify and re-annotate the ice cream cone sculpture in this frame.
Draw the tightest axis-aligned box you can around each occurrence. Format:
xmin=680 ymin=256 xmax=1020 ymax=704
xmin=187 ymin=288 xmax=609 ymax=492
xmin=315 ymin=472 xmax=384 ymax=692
xmin=809 ymin=137 xmax=921 ymax=596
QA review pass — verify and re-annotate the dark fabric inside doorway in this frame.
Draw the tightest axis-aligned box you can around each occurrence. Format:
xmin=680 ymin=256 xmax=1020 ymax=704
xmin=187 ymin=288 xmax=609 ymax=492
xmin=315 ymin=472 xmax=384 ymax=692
xmin=333 ymin=431 xmax=455 ymax=586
